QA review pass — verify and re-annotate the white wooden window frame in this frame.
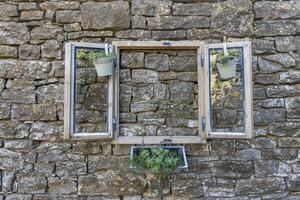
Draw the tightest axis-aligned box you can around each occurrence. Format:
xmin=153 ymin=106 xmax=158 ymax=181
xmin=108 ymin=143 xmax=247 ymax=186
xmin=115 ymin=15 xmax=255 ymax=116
xmin=64 ymin=42 xmax=115 ymax=140
xmin=204 ymin=41 xmax=253 ymax=139
xmin=111 ymin=40 xmax=207 ymax=144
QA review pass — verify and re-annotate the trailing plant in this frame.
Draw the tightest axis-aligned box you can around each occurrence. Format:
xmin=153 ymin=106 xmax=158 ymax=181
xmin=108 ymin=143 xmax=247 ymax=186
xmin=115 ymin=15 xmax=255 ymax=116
xmin=130 ymin=147 xmax=181 ymax=200
xmin=77 ymin=49 xmax=115 ymax=63
xmin=215 ymin=49 xmax=240 ymax=64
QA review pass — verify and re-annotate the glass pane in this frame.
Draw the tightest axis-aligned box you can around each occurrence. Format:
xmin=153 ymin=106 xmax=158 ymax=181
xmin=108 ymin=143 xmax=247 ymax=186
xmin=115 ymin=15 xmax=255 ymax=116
xmin=209 ymin=47 xmax=244 ymax=133
xmin=74 ymin=47 xmax=108 ymax=134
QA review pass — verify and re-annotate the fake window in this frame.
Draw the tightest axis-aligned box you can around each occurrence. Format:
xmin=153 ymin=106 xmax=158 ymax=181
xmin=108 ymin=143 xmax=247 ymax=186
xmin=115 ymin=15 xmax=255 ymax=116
xmin=64 ymin=41 xmax=253 ymax=142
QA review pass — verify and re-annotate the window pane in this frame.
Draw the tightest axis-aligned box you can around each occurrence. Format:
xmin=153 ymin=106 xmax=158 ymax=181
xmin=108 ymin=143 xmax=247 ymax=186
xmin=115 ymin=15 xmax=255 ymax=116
xmin=209 ymin=47 xmax=244 ymax=133
xmin=74 ymin=47 xmax=108 ymax=134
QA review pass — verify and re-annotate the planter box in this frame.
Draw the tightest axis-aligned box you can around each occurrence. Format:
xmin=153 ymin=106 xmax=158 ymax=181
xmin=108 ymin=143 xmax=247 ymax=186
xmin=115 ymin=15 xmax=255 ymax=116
xmin=130 ymin=146 xmax=188 ymax=170
xmin=216 ymin=58 xmax=237 ymax=80
xmin=93 ymin=57 xmax=114 ymax=76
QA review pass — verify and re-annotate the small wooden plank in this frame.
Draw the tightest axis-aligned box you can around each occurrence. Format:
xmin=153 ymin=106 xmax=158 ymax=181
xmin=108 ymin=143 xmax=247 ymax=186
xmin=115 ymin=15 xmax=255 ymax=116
xmin=114 ymin=46 xmax=120 ymax=139
xmin=64 ymin=43 xmax=72 ymax=140
xmin=112 ymin=40 xmax=202 ymax=49
xmin=112 ymin=136 xmax=206 ymax=144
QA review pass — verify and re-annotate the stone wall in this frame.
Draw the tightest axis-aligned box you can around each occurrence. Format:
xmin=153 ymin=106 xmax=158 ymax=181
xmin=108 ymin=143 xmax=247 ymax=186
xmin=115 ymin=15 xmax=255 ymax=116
xmin=0 ymin=0 xmax=299 ymax=199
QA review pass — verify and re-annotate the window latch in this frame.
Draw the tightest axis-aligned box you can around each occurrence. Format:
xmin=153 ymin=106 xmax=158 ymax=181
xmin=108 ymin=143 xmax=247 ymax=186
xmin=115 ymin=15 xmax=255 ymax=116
xmin=201 ymin=117 xmax=206 ymax=131
xmin=201 ymin=53 xmax=205 ymax=67
xmin=112 ymin=117 xmax=116 ymax=132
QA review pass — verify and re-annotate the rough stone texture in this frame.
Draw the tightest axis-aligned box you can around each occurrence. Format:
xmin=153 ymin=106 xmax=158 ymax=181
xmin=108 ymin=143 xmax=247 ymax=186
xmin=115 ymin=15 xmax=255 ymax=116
xmin=0 ymin=0 xmax=298 ymax=199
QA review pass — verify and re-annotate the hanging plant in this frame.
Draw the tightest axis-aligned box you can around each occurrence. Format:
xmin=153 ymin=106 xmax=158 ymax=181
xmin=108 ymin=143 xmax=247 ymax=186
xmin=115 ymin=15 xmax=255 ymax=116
xmin=77 ymin=49 xmax=115 ymax=76
xmin=214 ymin=49 xmax=240 ymax=80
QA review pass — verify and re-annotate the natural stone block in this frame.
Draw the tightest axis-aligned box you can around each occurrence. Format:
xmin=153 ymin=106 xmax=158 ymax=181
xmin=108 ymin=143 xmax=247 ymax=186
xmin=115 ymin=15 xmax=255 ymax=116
xmin=152 ymin=30 xmax=186 ymax=40
xmin=56 ymin=10 xmax=81 ymax=23
xmin=2 ymin=171 xmax=15 ymax=192
xmin=236 ymin=178 xmax=286 ymax=195
xmin=254 ymin=108 xmax=286 ymax=124
xmin=132 ymin=70 xmax=158 ymax=83
xmin=266 ymin=85 xmax=300 ymax=98
xmin=147 ymin=16 xmax=210 ymax=29
xmin=132 ymin=0 xmax=172 ymax=16
xmin=275 ymin=36 xmax=300 ymax=52
xmin=48 ymin=177 xmax=77 ymax=195
xmin=15 ymin=174 xmax=47 ymax=194
xmin=211 ymin=0 xmax=254 ymax=37
xmin=37 ymin=84 xmax=64 ymax=103
xmin=254 ymin=1 xmax=297 ymax=20
xmin=120 ymin=124 xmax=145 ymax=136
xmin=170 ymin=55 xmax=196 ymax=71
xmin=121 ymin=52 xmax=144 ymax=69
xmin=212 ymin=161 xmax=254 ymax=178
xmin=0 ymin=4 xmax=18 ymax=17
xmin=170 ymin=80 xmax=194 ymax=103
xmin=257 ymin=57 xmax=283 ymax=73
xmin=262 ymin=98 xmax=284 ymax=108
xmin=19 ymin=44 xmax=40 ymax=60
xmin=287 ymin=176 xmax=300 ymax=192
xmin=0 ymin=45 xmax=17 ymax=58
xmin=279 ymin=71 xmax=300 ymax=84
xmin=20 ymin=10 xmax=44 ymax=21
xmin=262 ymin=53 xmax=295 ymax=68
xmin=34 ymin=162 xmax=55 ymax=174
xmin=1 ymin=88 xmax=36 ymax=104
xmin=5 ymin=194 xmax=31 ymax=200
xmin=78 ymin=171 xmax=146 ymax=195
xmin=30 ymin=122 xmax=62 ymax=141
xmin=4 ymin=140 xmax=34 ymax=151
xmin=172 ymin=3 xmax=212 ymax=16
xmin=88 ymin=156 xmax=129 ymax=172
xmin=0 ymin=103 xmax=10 ymax=120
xmin=41 ymin=40 xmax=61 ymax=59
xmin=186 ymin=29 xmax=210 ymax=39
xmin=255 ymin=74 xmax=279 ymax=85
xmin=72 ymin=141 xmax=102 ymax=155
xmin=12 ymin=103 xmax=57 ymax=121
xmin=145 ymin=53 xmax=169 ymax=71
xmin=132 ymin=15 xmax=146 ymax=29
xmin=138 ymin=112 xmax=165 ymax=126
xmin=31 ymin=23 xmax=62 ymax=40
xmin=278 ymin=138 xmax=300 ymax=148
xmin=177 ymin=72 xmax=197 ymax=82
xmin=261 ymin=148 xmax=298 ymax=160
xmin=239 ymin=149 xmax=261 ymax=161
xmin=132 ymin=85 xmax=153 ymax=100
xmin=0 ymin=149 xmax=25 ymax=170
xmin=56 ymin=162 xmax=86 ymax=176
xmin=255 ymin=160 xmax=279 ymax=177
xmin=255 ymin=20 xmax=296 ymax=37
xmin=120 ymin=69 xmax=131 ymax=83
xmin=172 ymin=178 xmax=204 ymax=198
xmin=269 ymin=122 xmax=300 ymax=137
xmin=63 ymin=23 xmax=82 ymax=32
xmin=0 ymin=22 xmax=30 ymax=45
xmin=18 ymin=2 xmax=38 ymax=10
xmin=0 ymin=120 xmax=30 ymax=139
xmin=286 ymin=96 xmax=300 ymax=118
xmin=40 ymin=1 xmax=80 ymax=10
xmin=131 ymin=102 xmax=158 ymax=113
xmin=115 ymin=30 xmax=151 ymax=39
xmin=81 ymin=2 xmax=130 ymax=30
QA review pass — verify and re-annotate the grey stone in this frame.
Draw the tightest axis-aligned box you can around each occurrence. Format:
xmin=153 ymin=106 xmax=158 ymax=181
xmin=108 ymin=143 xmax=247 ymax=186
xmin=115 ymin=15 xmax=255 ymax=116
xmin=177 ymin=72 xmax=197 ymax=82
xmin=275 ymin=36 xmax=300 ymax=52
xmin=255 ymin=20 xmax=296 ymax=37
xmin=269 ymin=122 xmax=300 ymax=137
xmin=285 ymin=97 xmax=300 ymax=118
xmin=0 ymin=45 xmax=17 ymax=58
xmin=0 ymin=149 xmax=25 ymax=170
xmin=254 ymin=108 xmax=286 ymax=124
xmin=72 ymin=141 xmax=102 ymax=155
xmin=56 ymin=162 xmax=86 ymax=176
xmin=121 ymin=52 xmax=144 ymax=69
xmin=255 ymin=74 xmax=279 ymax=85
xmin=132 ymin=15 xmax=146 ymax=29
xmin=19 ymin=44 xmax=40 ymax=60
xmin=211 ymin=0 xmax=254 ymax=37
xmin=0 ymin=103 xmax=10 ymax=119
xmin=262 ymin=53 xmax=295 ymax=68
xmin=158 ymin=71 xmax=177 ymax=80
xmin=2 ymin=171 xmax=15 ymax=192
xmin=18 ymin=2 xmax=38 ymax=10
xmin=56 ymin=10 xmax=81 ymax=23
xmin=40 ymin=1 xmax=80 ymax=10
xmin=287 ymin=176 xmax=300 ymax=192
xmin=172 ymin=3 xmax=212 ymax=16
xmin=5 ymin=194 xmax=31 ymax=200
xmin=42 ymin=40 xmax=61 ymax=59
xmin=172 ymin=178 xmax=203 ymax=198
xmin=255 ymin=160 xmax=279 ymax=177
xmin=68 ymin=31 xmax=113 ymax=40
xmin=258 ymin=57 xmax=283 ymax=73
xmin=236 ymin=178 xmax=286 ymax=195
xmin=254 ymin=1 xmax=297 ymax=20
xmin=78 ymin=171 xmax=146 ymax=195
xmin=145 ymin=53 xmax=169 ymax=71
xmin=31 ymin=23 xmax=62 ymax=40
xmin=132 ymin=70 xmax=158 ymax=83
xmin=20 ymin=10 xmax=44 ymax=21
xmin=147 ymin=16 xmax=210 ymax=29
xmin=152 ymin=30 xmax=186 ymax=40
xmin=34 ymin=162 xmax=55 ymax=174
xmin=81 ymin=2 xmax=130 ymax=30
xmin=15 ymin=174 xmax=47 ymax=194
xmin=262 ymin=98 xmax=284 ymax=108
xmin=278 ymin=138 xmax=300 ymax=148
xmin=186 ymin=29 xmax=210 ymax=39
xmin=120 ymin=85 xmax=132 ymax=112
xmin=0 ymin=22 xmax=30 ymax=45
xmin=279 ymin=71 xmax=300 ymax=84
xmin=48 ymin=177 xmax=77 ymax=195
xmin=212 ymin=161 xmax=254 ymax=178
xmin=157 ymin=127 xmax=197 ymax=136
xmin=0 ymin=120 xmax=30 ymax=139
xmin=4 ymin=140 xmax=34 ymax=151
xmin=153 ymin=83 xmax=169 ymax=100
xmin=1 ymin=89 xmax=36 ymax=104
xmin=132 ymin=0 xmax=172 ymax=16
xmin=158 ymin=102 xmax=193 ymax=117
xmin=266 ymin=85 xmax=300 ymax=98
xmin=261 ymin=148 xmax=298 ymax=160
xmin=115 ymin=30 xmax=151 ymax=39
xmin=131 ymin=102 xmax=158 ymax=113
xmin=88 ymin=156 xmax=129 ymax=172
xmin=132 ymin=85 xmax=154 ymax=100
xmin=63 ymin=23 xmax=82 ymax=32
xmin=170 ymin=55 xmax=197 ymax=71
xmin=120 ymin=124 xmax=145 ymax=136
xmin=239 ymin=149 xmax=262 ymax=161
xmin=0 ymin=4 xmax=18 ymax=17
xmin=170 ymin=80 xmax=194 ymax=103
xmin=12 ymin=103 xmax=57 ymax=121
xmin=37 ymin=84 xmax=64 ymax=103
xmin=166 ymin=117 xmax=188 ymax=127
xmin=138 ymin=112 xmax=165 ymax=126
xmin=30 ymin=122 xmax=62 ymax=141
xmin=120 ymin=69 xmax=131 ymax=83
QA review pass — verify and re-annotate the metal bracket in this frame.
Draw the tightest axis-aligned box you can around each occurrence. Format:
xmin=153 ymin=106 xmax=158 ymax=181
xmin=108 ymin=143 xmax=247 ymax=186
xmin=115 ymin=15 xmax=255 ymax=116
xmin=163 ymin=42 xmax=171 ymax=46
xmin=201 ymin=53 xmax=205 ymax=67
xmin=112 ymin=117 xmax=116 ymax=132
xmin=201 ymin=117 xmax=206 ymax=131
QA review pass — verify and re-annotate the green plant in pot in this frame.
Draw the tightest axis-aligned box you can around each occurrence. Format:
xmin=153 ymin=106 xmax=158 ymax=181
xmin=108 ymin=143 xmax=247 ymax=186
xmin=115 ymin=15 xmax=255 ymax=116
xmin=77 ymin=49 xmax=115 ymax=76
xmin=215 ymin=49 xmax=240 ymax=80
xmin=130 ymin=147 xmax=182 ymax=200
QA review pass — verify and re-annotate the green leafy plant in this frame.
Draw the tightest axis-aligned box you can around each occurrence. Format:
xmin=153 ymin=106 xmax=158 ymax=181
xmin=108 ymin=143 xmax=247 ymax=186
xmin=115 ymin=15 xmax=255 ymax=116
xmin=130 ymin=147 xmax=181 ymax=200
xmin=77 ymin=49 xmax=115 ymax=63
xmin=216 ymin=49 xmax=240 ymax=64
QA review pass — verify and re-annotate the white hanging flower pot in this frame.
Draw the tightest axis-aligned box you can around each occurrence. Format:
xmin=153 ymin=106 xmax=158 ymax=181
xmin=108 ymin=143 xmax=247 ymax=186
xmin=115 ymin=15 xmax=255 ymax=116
xmin=216 ymin=58 xmax=238 ymax=80
xmin=93 ymin=57 xmax=114 ymax=76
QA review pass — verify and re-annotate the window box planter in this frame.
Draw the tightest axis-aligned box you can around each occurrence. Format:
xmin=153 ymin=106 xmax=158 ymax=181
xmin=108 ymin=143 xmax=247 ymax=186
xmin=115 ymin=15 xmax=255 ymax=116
xmin=93 ymin=57 xmax=114 ymax=76
xmin=216 ymin=58 xmax=238 ymax=80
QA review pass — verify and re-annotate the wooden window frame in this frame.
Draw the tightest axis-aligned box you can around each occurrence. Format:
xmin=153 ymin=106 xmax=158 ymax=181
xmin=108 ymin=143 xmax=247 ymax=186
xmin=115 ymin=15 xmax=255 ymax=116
xmin=111 ymin=40 xmax=207 ymax=144
xmin=64 ymin=42 xmax=115 ymax=140
xmin=204 ymin=41 xmax=253 ymax=139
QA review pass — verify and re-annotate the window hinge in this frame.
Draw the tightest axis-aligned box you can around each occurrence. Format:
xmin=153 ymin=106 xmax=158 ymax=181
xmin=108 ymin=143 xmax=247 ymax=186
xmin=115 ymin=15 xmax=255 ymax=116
xmin=113 ymin=117 xmax=116 ymax=132
xmin=201 ymin=53 xmax=205 ymax=67
xmin=201 ymin=117 xmax=206 ymax=131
